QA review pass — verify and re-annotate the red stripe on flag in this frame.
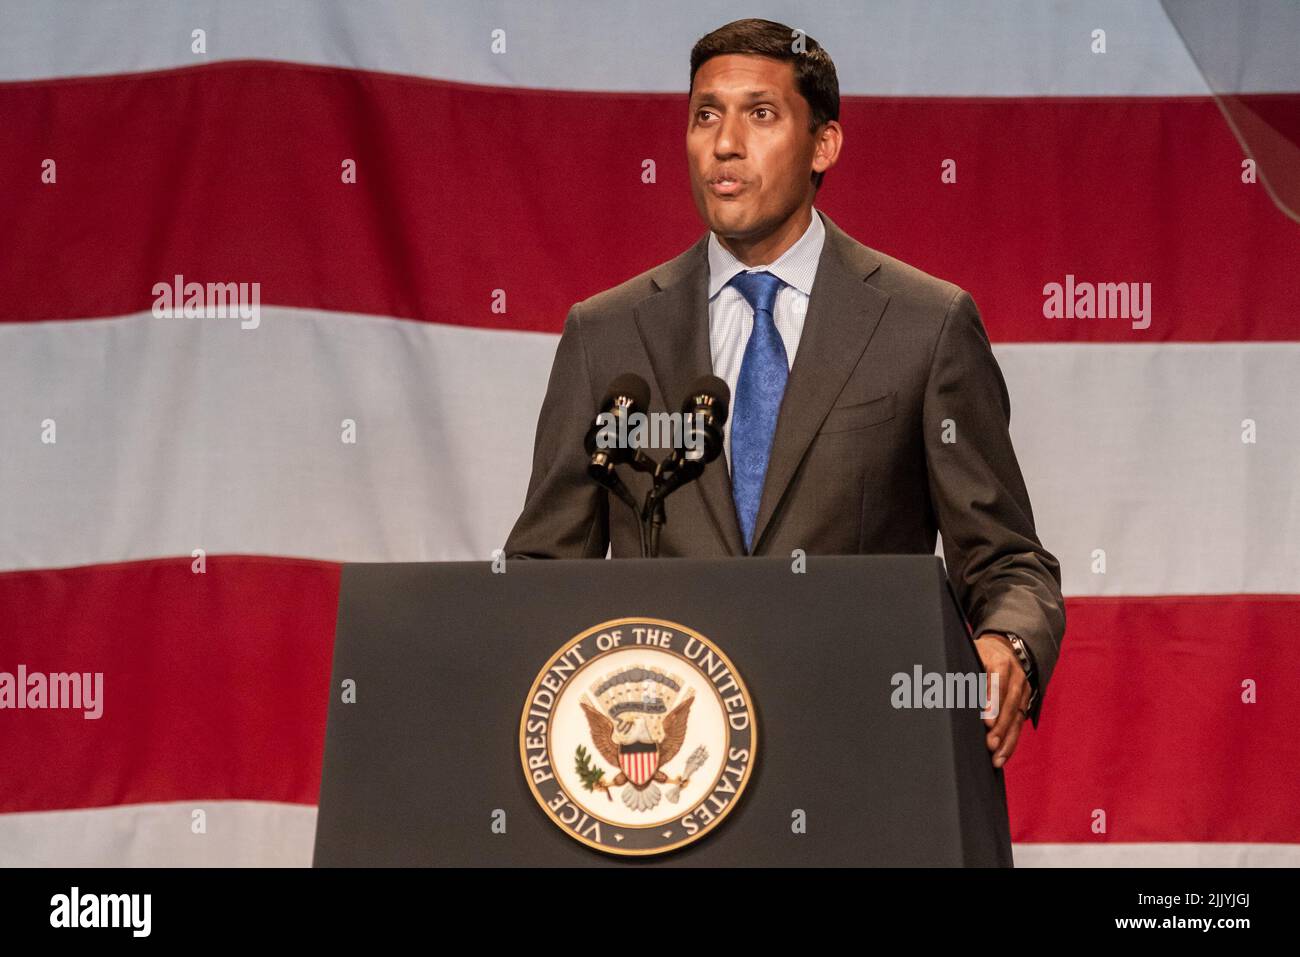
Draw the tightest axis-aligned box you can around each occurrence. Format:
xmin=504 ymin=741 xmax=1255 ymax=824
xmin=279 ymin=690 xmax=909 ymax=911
xmin=1007 ymin=594 xmax=1300 ymax=843
xmin=0 ymin=556 xmax=338 ymax=812
xmin=0 ymin=61 xmax=1296 ymax=341
xmin=2 ymin=558 xmax=1297 ymax=843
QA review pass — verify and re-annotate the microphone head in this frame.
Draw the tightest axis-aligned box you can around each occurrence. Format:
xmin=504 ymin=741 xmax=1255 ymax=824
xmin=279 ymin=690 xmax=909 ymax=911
xmin=587 ymin=373 xmax=651 ymax=463
xmin=603 ymin=373 xmax=651 ymax=413
xmin=676 ymin=374 xmax=729 ymax=467
xmin=680 ymin=374 xmax=730 ymax=426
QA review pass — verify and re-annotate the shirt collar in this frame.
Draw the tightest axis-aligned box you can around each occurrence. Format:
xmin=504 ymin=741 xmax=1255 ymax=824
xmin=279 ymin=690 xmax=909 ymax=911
xmin=707 ymin=206 xmax=826 ymax=300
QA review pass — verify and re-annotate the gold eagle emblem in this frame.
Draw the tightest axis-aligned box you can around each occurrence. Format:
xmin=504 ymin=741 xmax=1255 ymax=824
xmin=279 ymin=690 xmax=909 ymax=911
xmin=575 ymin=665 xmax=707 ymax=812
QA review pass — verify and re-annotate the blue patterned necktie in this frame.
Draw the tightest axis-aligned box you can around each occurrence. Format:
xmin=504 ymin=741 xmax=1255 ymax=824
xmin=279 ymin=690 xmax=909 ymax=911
xmin=727 ymin=270 xmax=788 ymax=553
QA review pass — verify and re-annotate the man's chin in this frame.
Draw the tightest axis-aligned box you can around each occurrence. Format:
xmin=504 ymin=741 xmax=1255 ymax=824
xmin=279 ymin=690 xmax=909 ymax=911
xmin=706 ymin=204 xmax=761 ymax=239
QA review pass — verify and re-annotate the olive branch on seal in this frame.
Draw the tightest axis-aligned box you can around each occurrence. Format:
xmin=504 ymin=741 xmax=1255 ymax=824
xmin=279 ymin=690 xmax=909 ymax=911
xmin=574 ymin=745 xmax=606 ymax=793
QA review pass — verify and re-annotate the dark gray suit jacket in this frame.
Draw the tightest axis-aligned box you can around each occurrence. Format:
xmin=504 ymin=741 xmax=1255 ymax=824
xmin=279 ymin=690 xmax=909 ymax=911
xmin=505 ymin=209 xmax=1065 ymax=723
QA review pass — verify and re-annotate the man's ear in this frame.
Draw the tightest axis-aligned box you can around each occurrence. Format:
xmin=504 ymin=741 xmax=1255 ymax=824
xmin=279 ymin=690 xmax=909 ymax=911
xmin=813 ymin=120 xmax=843 ymax=176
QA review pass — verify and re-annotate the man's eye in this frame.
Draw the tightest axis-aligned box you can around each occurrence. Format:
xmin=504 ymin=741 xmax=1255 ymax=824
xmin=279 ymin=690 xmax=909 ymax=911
xmin=696 ymin=109 xmax=714 ymax=122
xmin=754 ymin=108 xmax=772 ymax=120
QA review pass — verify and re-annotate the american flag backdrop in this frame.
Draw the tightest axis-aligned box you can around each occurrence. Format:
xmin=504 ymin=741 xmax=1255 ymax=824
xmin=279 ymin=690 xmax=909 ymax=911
xmin=0 ymin=0 xmax=1298 ymax=867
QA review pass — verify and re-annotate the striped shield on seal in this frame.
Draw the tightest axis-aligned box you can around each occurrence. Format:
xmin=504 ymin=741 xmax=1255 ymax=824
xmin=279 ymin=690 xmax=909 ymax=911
xmin=618 ymin=743 xmax=659 ymax=786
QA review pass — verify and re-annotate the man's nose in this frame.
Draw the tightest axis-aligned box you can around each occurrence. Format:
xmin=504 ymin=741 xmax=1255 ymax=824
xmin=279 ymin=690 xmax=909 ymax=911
xmin=714 ymin=112 xmax=746 ymax=157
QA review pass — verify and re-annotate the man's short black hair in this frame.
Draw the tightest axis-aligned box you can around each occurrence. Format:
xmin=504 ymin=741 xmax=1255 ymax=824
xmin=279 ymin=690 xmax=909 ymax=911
xmin=689 ymin=18 xmax=840 ymax=190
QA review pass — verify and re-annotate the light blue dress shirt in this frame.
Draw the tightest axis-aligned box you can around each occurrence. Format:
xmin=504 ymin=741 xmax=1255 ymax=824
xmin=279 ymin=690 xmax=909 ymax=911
xmin=707 ymin=207 xmax=826 ymax=472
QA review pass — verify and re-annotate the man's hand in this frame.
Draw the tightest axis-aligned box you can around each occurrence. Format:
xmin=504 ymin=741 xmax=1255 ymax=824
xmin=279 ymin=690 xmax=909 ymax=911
xmin=973 ymin=632 xmax=1032 ymax=769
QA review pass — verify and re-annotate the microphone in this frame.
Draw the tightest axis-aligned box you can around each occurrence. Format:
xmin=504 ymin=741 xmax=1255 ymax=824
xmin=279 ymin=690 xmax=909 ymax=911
xmin=579 ymin=373 xmax=729 ymax=558
xmin=657 ymin=375 xmax=730 ymax=497
xmin=585 ymin=374 xmax=651 ymax=508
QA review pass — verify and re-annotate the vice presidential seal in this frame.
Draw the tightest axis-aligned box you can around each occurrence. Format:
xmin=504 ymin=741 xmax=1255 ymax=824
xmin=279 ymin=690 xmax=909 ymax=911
xmin=519 ymin=617 xmax=757 ymax=856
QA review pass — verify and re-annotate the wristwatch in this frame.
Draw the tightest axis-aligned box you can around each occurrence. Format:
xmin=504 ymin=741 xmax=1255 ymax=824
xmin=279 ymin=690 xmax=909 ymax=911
xmin=1004 ymin=632 xmax=1038 ymax=713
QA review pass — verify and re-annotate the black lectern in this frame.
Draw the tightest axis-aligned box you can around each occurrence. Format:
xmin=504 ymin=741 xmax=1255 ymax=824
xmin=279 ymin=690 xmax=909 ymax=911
xmin=313 ymin=556 xmax=1012 ymax=866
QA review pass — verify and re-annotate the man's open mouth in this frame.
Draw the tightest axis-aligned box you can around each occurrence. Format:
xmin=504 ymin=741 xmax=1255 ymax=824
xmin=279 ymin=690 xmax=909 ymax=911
xmin=709 ymin=178 xmax=745 ymax=195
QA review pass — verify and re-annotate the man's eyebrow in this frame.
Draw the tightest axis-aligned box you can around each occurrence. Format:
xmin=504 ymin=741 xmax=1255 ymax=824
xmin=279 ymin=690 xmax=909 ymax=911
xmin=691 ymin=89 xmax=782 ymax=104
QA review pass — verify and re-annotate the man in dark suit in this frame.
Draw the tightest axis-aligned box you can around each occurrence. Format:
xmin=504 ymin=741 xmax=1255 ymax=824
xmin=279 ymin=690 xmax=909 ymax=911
xmin=505 ymin=18 xmax=1064 ymax=768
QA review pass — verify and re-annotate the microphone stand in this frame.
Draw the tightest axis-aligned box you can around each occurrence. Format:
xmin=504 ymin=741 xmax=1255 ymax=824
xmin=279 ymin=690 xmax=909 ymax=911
xmin=589 ymin=448 xmax=651 ymax=557
xmin=640 ymin=451 xmax=692 ymax=559
xmin=628 ymin=450 xmax=661 ymax=558
xmin=597 ymin=447 xmax=676 ymax=558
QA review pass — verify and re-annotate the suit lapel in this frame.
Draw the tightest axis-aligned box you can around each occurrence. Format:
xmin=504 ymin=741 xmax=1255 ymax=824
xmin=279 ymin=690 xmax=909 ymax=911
xmin=634 ymin=236 xmax=747 ymax=555
xmin=749 ymin=212 xmax=890 ymax=552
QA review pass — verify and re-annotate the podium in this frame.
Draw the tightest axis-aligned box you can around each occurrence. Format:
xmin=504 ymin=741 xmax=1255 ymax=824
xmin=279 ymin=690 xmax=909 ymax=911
xmin=313 ymin=555 xmax=1013 ymax=866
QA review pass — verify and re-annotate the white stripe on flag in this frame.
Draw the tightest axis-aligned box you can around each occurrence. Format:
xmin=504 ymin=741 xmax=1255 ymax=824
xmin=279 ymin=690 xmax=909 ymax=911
xmin=3 ymin=801 xmax=1296 ymax=867
xmin=2 ymin=311 xmax=1296 ymax=596
xmin=1013 ymin=842 xmax=1300 ymax=868
xmin=0 ymin=0 xmax=1231 ymax=95
xmin=0 ymin=801 xmax=317 ymax=867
